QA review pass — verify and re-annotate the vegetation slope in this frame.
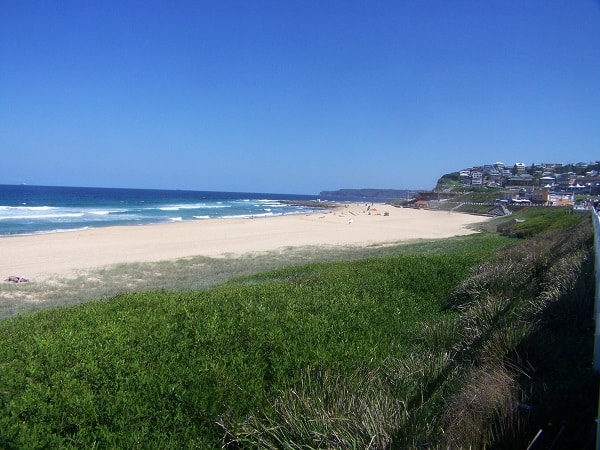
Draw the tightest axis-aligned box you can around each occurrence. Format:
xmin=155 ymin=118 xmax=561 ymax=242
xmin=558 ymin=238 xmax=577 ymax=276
xmin=0 ymin=210 xmax=596 ymax=449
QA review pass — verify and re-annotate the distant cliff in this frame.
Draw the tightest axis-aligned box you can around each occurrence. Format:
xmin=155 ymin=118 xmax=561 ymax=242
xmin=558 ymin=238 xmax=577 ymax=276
xmin=319 ymin=189 xmax=411 ymax=201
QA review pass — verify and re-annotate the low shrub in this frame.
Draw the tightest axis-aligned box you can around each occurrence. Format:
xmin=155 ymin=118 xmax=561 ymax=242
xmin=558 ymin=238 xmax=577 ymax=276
xmin=0 ymin=238 xmax=498 ymax=448
xmin=0 ymin=212 xmax=595 ymax=448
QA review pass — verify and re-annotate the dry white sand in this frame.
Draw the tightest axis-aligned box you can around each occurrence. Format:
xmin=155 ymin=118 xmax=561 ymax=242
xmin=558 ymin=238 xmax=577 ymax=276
xmin=0 ymin=204 xmax=489 ymax=280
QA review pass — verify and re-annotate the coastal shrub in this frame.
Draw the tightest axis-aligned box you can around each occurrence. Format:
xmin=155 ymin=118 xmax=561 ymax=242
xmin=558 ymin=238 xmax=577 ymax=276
xmin=0 ymin=240 xmax=498 ymax=449
xmin=0 ymin=213 xmax=595 ymax=448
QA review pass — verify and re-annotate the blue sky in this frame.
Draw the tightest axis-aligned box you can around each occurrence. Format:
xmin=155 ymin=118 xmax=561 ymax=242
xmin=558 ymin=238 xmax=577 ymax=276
xmin=1 ymin=1 xmax=599 ymax=194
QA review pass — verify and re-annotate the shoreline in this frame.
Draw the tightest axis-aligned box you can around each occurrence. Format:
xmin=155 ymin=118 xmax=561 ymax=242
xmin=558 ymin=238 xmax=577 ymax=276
xmin=0 ymin=207 xmax=329 ymax=239
xmin=0 ymin=204 xmax=490 ymax=281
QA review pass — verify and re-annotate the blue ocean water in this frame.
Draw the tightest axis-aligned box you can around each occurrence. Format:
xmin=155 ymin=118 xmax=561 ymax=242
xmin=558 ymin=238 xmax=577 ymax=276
xmin=0 ymin=185 xmax=322 ymax=236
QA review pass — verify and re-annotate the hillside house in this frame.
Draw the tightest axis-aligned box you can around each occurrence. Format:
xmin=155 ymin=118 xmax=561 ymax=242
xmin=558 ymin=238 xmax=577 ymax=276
xmin=507 ymin=174 xmax=535 ymax=186
xmin=531 ymin=188 xmax=550 ymax=204
xmin=539 ymin=176 xmax=555 ymax=187
xmin=459 ymin=170 xmax=471 ymax=185
xmin=471 ymin=171 xmax=483 ymax=186
xmin=487 ymin=169 xmax=502 ymax=182
xmin=514 ymin=162 xmax=527 ymax=174
xmin=556 ymin=173 xmax=576 ymax=188
xmin=548 ymin=193 xmax=574 ymax=206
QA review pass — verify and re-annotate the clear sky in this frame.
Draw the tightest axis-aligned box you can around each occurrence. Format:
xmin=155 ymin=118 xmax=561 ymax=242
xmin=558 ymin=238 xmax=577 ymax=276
xmin=1 ymin=1 xmax=599 ymax=194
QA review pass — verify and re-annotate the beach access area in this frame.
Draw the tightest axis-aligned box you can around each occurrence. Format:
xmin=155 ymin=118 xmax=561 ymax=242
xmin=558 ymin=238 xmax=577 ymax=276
xmin=1 ymin=203 xmax=489 ymax=281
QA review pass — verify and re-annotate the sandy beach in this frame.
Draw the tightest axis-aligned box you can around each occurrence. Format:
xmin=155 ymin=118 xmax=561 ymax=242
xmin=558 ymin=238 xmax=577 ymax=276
xmin=0 ymin=204 xmax=489 ymax=281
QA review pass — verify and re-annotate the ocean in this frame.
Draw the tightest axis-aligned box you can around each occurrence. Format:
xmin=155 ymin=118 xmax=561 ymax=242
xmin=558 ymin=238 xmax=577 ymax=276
xmin=0 ymin=185 xmax=323 ymax=236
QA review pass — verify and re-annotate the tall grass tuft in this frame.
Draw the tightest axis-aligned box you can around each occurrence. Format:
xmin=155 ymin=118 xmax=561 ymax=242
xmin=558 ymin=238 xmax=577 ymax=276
xmin=220 ymin=366 xmax=409 ymax=449
xmin=440 ymin=361 xmax=527 ymax=448
xmin=436 ymin=212 xmax=596 ymax=447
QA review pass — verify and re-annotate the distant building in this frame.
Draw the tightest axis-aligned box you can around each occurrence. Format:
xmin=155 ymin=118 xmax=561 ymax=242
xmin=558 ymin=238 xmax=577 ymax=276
xmin=556 ymin=173 xmax=576 ymax=188
xmin=459 ymin=170 xmax=471 ymax=185
xmin=548 ymin=193 xmax=574 ymax=206
xmin=487 ymin=169 xmax=502 ymax=182
xmin=507 ymin=174 xmax=534 ymax=186
xmin=471 ymin=171 xmax=483 ymax=186
xmin=531 ymin=188 xmax=549 ymax=204
xmin=539 ymin=176 xmax=555 ymax=187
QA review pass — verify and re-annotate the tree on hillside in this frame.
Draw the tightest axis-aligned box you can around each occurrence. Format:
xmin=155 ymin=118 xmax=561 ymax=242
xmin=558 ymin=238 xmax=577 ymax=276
xmin=436 ymin=172 xmax=461 ymax=189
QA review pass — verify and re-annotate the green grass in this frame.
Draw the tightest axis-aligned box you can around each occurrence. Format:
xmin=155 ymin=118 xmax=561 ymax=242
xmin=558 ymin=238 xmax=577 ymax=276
xmin=0 ymin=234 xmax=507 ymax=321
xmin=0 ymin=234 xmax=505 ymax=448
xmin=0 ymin=211 xmax=595 ymax=448
xmin=497 ymin=207 xmax=582 ymax=238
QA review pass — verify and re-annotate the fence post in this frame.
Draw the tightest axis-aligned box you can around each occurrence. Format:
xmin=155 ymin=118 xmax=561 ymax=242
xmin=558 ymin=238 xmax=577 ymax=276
xmin=594 ymin=209 xmax=600 ymax=372
xmin=592 ymin=211 xmax=600 ymax=373
xmin=592 ymin=210 xmax=600 ymax=450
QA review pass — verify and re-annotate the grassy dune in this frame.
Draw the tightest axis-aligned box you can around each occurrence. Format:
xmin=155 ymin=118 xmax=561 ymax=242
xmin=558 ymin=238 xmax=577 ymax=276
xmin=0 ymin=235 xmax=494 ymax=321
xmin=0 ymin=210 xmax=596 ymax=448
